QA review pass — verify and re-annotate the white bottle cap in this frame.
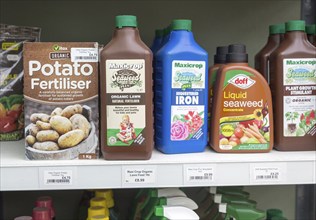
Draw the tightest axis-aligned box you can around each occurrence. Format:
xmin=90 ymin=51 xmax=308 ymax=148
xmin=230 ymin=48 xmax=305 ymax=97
xmin=158 ymin=188 xmax=187 ymax=198
xmin=166 ymin=197 xmax=198 ymax=210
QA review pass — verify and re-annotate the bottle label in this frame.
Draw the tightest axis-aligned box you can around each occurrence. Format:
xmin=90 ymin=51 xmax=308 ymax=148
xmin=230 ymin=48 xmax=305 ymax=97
xmin=283 ymin=58 xmax=316 ymax=137
xmin=170 ymin=60 xmax=206 ymax=141
xmin=106 ymin=59 xmax=146 ymax=146
xmin=219 ymin=70 xmax=271 ymax=150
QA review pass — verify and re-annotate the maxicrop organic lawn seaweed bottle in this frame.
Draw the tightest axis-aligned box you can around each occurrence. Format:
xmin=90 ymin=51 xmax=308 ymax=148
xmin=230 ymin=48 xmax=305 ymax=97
xmin=100 ymin=15 xmax=153 ymax=160
xmin=154 ymin=19 xmax=208 ymax=154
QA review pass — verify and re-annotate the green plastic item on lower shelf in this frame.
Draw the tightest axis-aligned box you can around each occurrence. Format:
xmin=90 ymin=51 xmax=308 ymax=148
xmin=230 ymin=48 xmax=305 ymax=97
xmin=214 ymin=194 xmax=257 ymax=208
xmin=271 ymin=216 xmax=288 ymax=220
xmin=149 ymin=216 xmax=168 ymax=220
xmin=218 ymin=203 xmax=266 ymax=220
xmin=129 ymin=188 xmax=149 ymax=220
xmin=131 ymin=188 xmax=187 ymax=220
xmin=154 ymin=206 xmax=199 ymax=220
xmin=142 ymin=197 xmax=166 ymax=220
xmin=267 ymin=208 xmax=283 ymax=220
xmin=210 ymin=187 xmax=250 ymax=198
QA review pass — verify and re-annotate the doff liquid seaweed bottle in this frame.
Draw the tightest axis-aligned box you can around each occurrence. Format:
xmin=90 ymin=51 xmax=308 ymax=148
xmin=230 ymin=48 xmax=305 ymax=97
xmin=270 ymin=20 xmax=316 ymax=151
xmin=100 ymin=15 xmax=153 ymax=159
xmin=210 ymin=44 xmax=274 ymax=153
xmin=155 ymin=19 xmax=208 ymax=154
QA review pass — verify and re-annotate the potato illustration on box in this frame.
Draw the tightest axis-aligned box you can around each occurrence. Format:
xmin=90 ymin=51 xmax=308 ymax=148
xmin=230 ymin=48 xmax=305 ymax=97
xmin=23 ymin=42 xmax=99 ymax=160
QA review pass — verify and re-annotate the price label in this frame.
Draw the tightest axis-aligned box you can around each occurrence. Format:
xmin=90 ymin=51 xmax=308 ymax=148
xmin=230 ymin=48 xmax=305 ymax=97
xmin=44 ymin=170 xmax=73 ymax=185
xmin=250 ymin=163 xmax=287 ymax=183
xmin=122 ymin=166 xmax=156 ymax=186
xmin=184 ymin=164 xmax=216 ymax=185
xmin=39 ymin=167 xmax=77 ymax=188
xmin=71 ymin=47 xmax=98 ymax=62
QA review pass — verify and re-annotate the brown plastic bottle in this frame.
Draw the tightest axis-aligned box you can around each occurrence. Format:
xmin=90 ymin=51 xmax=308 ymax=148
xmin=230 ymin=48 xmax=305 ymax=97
xmin=255 ymin=24 xmax=285 ymax=84
xmin=270 ymin=20 xmax=316 ymax=151
xmin=100 ymin=15 xmax=153 ymax=159
xmin=306 ymin=24 xmax=316 ymax=47
xmin=208 ymin=46 xmax=228 ymax=139
xmin=210 ymin=44 xmax=274 ymax=153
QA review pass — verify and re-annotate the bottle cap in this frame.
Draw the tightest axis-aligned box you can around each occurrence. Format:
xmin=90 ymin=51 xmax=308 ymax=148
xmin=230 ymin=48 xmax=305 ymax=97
xmin=306 ymin=24 xmax=316 ymax=34
xmin=267 ymin=208 xmax=283 ymax=219
xmin=95 ymin=189 xmax=113 ymax=200
xmin=115 ymin=15 xmax=137 ymax=28
xmin=90 ymin=215 xmax=110 ymax=220
xmin=172 ymin=19 xmax=192 ymax=31
xmin=155 ymin=29 xmax=164 ymax=37
xmin=106 ymin=197 xmax=115 ymax=208
xmin=88 ymin=206 xmax=109 ymax=218
xmin=226 ymin=44 xmax=248 ymax=63
xmin=14 ymin=217 xmax=33 ymax=220
xmin=90 ymin=197 xmax=107 ymax=207
xmin=285 ymin=20 xmax=305 ymax=32
xmin=214 ymin=46 xmax=228 ymax=64
xmin=36 ymin=196 xmax=55 ymax=218
xmin=32 ymin=207 xmax=50 ymax=220
xmin=154 ymin=206 xmax=164 ymax=216
xmin=36 ymin=196 xmax=53 ymax=208
xmin=269 ymin=24 xmax=285 ymax=34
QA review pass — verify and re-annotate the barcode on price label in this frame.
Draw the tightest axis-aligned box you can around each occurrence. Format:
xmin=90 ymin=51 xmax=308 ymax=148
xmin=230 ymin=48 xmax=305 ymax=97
xmin=46 ymin=179 xmax=71 ymax=183
xmin=189 ymin=173 xmax=213 ymax=180
xmin=255 ymin=173 xmax=279 ymax=180
xmin=184 ymin=165 xmax=216 ymax=185
xmin=71 ymin=48 xmax=98 ymax=62
xmin=250 ymin=163 xmax=286 ymax=183
xmin=43 ymin=170 xmax=73 ymax=186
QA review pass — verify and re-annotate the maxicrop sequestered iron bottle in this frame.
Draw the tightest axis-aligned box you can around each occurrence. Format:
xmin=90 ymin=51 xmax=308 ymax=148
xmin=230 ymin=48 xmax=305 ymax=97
xmin=100 ymin=15 xmax=153 ymax=159
xmin=155 ymin=19 xmax=208 ymax=154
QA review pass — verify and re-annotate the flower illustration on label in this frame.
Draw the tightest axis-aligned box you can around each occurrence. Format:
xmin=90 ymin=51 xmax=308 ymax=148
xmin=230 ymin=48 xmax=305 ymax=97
xmin=171 ymin=121 xmax=189 ymax=140
xmin=111 ymin=69 xmax=142 ymax=91
xmin=228 ymin=74 xmax=255 ymax=89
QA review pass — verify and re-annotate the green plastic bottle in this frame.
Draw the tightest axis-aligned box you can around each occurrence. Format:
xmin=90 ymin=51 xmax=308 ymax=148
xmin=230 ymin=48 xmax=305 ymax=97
xmin=130 ymin=188 xmax=187 ymax=220
xmin=214 ymin=194 xmax=257 ymax=207
xmin=210 ymin=187 xmax=250 ymax=198
xmin=266 ymin=208 xmax=283 ymax=220
xmin=271 ymin=217 xmax=288 ymax=220
xmin=154 ymin=206 xmax=199 ymax=220
xmin=218 ymin=203 xmax=266 ymax=220
xmin=142 ymin=196 xmax=198 ymax=220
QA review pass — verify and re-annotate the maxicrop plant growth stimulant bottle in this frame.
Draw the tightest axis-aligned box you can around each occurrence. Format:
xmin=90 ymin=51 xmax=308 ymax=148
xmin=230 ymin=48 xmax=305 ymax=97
xmin=255 ymin=24 xmax=285 ymax=83
xmin=270 ymin=20 xmax=316 ymax=151
xmin=155 ymin=19 xmax=208 ymax=154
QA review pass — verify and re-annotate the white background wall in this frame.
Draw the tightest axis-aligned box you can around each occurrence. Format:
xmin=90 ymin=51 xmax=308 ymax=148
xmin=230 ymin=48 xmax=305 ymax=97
xmin=1 ymin=0 xmax=301 ymax=219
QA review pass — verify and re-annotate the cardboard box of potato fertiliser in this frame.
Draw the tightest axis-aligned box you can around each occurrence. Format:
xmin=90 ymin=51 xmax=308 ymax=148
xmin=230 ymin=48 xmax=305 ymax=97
xmin=23 ymin=42 xmax=99 ymax=160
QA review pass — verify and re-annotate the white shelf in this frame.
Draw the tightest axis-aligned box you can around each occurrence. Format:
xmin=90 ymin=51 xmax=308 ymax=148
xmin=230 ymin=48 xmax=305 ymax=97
xmin=0 ymin=140 xmax=315 ymax=191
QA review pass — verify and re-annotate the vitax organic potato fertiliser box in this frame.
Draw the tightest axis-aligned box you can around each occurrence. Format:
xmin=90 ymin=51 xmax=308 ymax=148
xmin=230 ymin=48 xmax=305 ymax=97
xmin=23 ymin=42 xmax=99 ymax=160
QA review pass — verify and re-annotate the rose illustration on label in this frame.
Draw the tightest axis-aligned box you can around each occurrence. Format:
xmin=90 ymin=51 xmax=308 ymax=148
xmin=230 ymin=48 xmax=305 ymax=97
xmin=171 ymin=111 xmax=204 ymax=140
xmin=111 ymin=69 xmax=142 ymax=91
xmin=171 ymin=121 xmax=189 ymax=140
